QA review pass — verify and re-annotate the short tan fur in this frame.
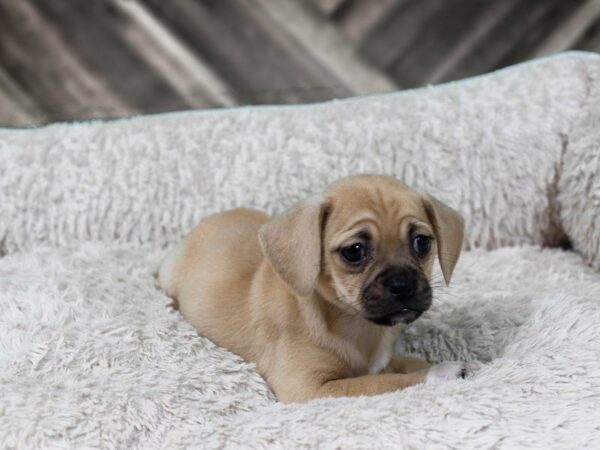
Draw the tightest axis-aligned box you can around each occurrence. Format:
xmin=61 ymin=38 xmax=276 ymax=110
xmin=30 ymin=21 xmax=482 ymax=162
xmin=159 ymin=175 xmax=466 ymax=403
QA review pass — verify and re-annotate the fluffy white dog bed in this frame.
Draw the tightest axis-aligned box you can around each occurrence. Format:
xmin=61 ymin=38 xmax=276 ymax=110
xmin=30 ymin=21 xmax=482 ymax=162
xmin=1 ymin=52 xmax=599 ymax=449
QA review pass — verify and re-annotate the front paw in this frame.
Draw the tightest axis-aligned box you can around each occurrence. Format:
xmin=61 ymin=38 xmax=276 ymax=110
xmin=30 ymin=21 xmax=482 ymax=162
xmin=425 ymin=361 xmax=469 ymax=383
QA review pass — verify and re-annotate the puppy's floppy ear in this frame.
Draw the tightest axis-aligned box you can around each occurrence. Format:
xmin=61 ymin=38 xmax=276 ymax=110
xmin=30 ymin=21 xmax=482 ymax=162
xmin=259 ymin=196 xmax=330 ymax=297
xmin=422 ymin=194 xmax=465 ymax=285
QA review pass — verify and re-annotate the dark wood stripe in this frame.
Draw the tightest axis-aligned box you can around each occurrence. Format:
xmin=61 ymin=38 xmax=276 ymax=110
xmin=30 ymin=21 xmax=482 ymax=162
xmin=574 ymin=15 xmax=600 ymax=51
xmin=142 ymin=0 xmax=350 ymax=104
xmin=534 ymin=0 xmax=600 ymax=56
xmin=310 ymin=0 xmax=350 ymax=17
xmin=494 ymin=0 xmax=588 ymax=68
xmin=433 ymin=0 xmax=576 ymax=84
xmin=0 ymin=65 xmax=47 ymax=126
xmin=29 ymin=0 xmax=194 ymax=112
xmin=359 ymin=0 xmax=444 ymax=72
xmin=252 ymin=0 xmax=396 ymax=95
xmin=334 ymin=0 xmax=399 ymax=43
xmin=387 ymin=0 xmax=494 ymax=87
xmin=0 ymin=0 xmax=133 ymax=121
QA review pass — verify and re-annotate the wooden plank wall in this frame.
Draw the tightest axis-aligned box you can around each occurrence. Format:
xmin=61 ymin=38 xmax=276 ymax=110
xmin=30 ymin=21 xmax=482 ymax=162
xmin=0 ymin=0 xmax=599 ymax=127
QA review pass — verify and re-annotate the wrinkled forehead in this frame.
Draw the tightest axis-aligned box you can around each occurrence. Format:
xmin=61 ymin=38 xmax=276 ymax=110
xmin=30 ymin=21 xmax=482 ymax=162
xmin=324 ymin=178 xmax=431 ymax=241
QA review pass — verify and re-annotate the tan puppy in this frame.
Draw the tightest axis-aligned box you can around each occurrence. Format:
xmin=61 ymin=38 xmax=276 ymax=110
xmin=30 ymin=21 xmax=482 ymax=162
xmin=159 ymin=175 xmax=467 ymax=403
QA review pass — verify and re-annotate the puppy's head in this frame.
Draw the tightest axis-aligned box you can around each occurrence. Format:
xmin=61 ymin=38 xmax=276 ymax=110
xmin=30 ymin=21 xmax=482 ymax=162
xmin=259 ymin=175 xmax=464 ymax=326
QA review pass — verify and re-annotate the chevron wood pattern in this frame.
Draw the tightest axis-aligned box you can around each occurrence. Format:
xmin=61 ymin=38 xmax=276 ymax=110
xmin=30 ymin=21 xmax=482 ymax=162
xmin=1 ymin=0 xmax=599 ymax=127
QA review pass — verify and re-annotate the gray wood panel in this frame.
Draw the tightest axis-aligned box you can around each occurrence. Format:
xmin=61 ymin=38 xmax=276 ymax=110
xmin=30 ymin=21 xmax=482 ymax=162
xmin=432 ymin=0 xmax=584 ymax=84
xmin=0 ymin=0 xmax=598 ymax=127
xmin=574 ymin=15 xmax=600 ymax=50
xmin=0 ymin=0 xmax=132 ymax=122
xmin=30 ymin=0 xmax=192 ymax=112
xmin=142 ymin=0 xmax=351 ymax=104
xmin=360 ymin=0 xmax=444 ymax=71
xmin=387 ymin=0 xmax=493 ymax=87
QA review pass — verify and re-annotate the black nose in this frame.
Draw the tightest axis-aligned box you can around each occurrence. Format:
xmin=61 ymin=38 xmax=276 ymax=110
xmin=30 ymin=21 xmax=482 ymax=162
xmin=379 ymin=271 xmax=416 ymax=297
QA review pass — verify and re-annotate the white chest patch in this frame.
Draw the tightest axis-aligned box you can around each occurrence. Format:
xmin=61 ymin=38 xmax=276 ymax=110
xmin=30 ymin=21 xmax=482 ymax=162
xmin=368 ymin=339 xmax=393 ymax=374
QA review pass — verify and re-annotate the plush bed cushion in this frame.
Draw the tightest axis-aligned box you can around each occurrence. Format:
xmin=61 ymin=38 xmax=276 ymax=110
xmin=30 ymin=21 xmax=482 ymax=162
xmin=0 ymin=244 xmax=599 ymax=448
xmin=558 ymin=55 xmax=600 ymax=269
xmin=1 ymin=51 xmax=600 ymax=448
xmin=0 ymin=52 xmax=598 ymax=258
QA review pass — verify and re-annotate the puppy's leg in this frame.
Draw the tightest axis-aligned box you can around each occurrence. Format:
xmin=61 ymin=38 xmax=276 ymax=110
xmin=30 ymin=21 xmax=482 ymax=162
xmin=276 ymin=369 xmax=463 ymax=403
xmin=271 ymin=371 xmax=429 ymax=403
xmin=317 ymin=363 xmax=468 ymax=400
xmin=318 ymin=371 xmax=430 ymax=399
xmin=385 ymin=355 xmax=432 ymax=374
xmin=269 ymin=345 xmax=466 ymax=403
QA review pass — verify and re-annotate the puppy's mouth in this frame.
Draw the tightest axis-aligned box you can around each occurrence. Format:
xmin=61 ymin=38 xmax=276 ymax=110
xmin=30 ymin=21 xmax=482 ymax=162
xmin=367 ymin=307 xmax=424 ymax=326
xmin=361 ymin=284 xmax=432 ymax=327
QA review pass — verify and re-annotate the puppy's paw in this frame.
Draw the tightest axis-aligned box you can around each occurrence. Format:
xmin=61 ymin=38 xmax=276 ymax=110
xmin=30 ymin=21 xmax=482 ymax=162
xmin=425 ymin=361 xmax=469 ymax=383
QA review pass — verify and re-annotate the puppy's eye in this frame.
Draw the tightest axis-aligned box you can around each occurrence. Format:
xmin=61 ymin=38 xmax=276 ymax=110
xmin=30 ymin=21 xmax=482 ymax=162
xmin=412 ymin=235 xmax=432 ymax=256
xmin=340 ymin=243 xmax=366 ymax=265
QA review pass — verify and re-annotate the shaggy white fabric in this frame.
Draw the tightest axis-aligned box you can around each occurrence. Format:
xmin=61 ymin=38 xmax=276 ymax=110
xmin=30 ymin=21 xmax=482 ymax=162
xmin=0 ymin=52 xmax=598 ymax=256
xmin=0 ymin=51 xmax=599 ymax=448
xmin=559 ymin=54 xmax=600 ymax=269
xmin=1 ymin=245 xmax=599 ymax=448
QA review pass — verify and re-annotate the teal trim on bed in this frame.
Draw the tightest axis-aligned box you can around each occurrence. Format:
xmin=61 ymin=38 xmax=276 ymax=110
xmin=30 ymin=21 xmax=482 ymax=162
xmin=1 ymin=50 xmax=598 ymax=132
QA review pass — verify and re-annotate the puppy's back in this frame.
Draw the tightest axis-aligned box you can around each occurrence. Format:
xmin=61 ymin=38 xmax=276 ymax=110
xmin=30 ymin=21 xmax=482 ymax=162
xmin=158 ymin=207 xmax=270 ymax=304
